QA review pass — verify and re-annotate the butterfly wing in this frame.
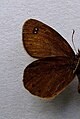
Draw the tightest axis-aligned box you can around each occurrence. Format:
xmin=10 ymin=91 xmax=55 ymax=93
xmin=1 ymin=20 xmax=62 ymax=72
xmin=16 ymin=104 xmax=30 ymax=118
xmin=22 ymin=19 xmax=75 ymax=58
xmin=23 ymin=56 xmax=75 ymax=98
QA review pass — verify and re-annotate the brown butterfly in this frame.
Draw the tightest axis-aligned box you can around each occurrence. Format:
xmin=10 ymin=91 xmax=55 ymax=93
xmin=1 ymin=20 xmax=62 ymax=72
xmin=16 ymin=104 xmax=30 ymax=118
xmin=22 ymin=19 xmax=80 ymax=99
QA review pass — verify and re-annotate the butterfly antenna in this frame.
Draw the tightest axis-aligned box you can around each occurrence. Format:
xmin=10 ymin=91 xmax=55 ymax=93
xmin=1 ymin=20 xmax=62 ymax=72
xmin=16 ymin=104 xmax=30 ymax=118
xmin=72 ymin=29 xmax=77 ymax=53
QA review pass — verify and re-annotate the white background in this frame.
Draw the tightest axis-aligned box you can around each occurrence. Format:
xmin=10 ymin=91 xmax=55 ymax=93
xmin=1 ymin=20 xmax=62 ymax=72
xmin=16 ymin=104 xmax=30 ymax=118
xmin=0 ymin=0 xmax=80 ymax=119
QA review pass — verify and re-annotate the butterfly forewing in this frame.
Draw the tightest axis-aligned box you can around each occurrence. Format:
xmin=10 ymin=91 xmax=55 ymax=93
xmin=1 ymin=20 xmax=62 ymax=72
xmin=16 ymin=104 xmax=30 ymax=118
xmin=23 ymin=56 xmax=75 ymax=98
xmin=22 ymin=19 xmax=75 ymax=58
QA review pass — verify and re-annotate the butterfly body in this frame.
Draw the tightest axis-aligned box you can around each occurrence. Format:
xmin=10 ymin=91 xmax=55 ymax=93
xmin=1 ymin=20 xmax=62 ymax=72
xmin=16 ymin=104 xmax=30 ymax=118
xmin=22 ymin=19 xmax=80 ymax=99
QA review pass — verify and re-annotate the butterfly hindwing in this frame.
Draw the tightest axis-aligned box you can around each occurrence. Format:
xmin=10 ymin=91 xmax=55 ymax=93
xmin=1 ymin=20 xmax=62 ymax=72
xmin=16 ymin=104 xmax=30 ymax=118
xmin=23 ymin=56 xmax=75 ymax=98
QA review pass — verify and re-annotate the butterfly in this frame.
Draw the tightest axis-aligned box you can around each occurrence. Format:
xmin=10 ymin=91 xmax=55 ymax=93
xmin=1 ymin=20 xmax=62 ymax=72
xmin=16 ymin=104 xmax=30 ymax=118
xmin=22 ymin=19 xmax=80 ymax=99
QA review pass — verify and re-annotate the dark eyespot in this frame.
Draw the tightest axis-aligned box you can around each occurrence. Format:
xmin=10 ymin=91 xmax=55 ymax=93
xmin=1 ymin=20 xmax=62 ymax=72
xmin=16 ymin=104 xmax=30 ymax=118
xmin=33 ymin=27 xmax=39 ymax=34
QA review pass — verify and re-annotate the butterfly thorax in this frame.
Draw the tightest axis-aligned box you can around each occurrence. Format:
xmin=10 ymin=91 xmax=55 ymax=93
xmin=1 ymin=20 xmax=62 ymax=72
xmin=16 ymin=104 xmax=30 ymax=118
xmin=75 ymin=50 xmax=80 ymax=93
xmin=75 ymin=50 xmax=80 ymax=74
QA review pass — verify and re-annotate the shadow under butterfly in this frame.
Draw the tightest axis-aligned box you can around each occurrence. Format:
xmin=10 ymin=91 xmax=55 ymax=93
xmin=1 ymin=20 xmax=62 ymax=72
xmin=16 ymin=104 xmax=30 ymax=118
xmin=22 ymin=19 xmax=80 ymax=99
